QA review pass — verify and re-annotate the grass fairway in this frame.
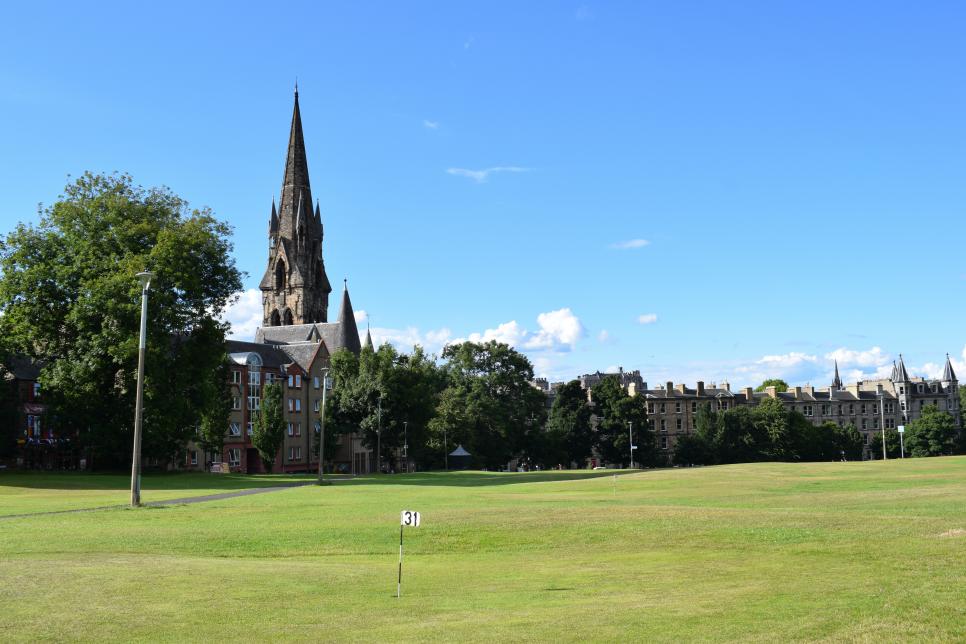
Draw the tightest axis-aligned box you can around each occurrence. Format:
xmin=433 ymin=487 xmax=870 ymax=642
xmin=2 ymin=459 xmax=965 ymax=642
xmin=0 ymin=471 xmax=317 ymax=516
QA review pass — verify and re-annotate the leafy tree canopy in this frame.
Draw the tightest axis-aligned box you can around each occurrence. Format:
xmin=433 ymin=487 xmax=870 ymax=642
xmin=755 ymin=379 xmax=789 ymax=393
xmin=0 ymin=172 xmax=242 ymax=467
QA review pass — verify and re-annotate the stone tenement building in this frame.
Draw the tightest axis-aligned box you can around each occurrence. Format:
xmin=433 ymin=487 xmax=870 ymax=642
xmin=213 ymin=88 xmax=369 ymax=474
xmin=575 ymin=355 xmax=960 ymax=461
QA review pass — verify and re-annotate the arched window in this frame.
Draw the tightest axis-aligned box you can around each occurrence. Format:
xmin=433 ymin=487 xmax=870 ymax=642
xmin=269 ymin=309 xmax=281 ymax=326
xmin=283 ymin=309 xmax=294 ymax=325
xmin=275 ymin=260 xmax=286 ymax=290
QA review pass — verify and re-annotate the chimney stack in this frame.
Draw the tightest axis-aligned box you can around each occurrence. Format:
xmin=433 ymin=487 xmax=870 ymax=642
xmin=696 ymin=381 xmax=705 ymax=396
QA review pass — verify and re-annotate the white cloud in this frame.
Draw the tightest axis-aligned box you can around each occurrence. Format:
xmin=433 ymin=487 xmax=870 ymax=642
xmin=466 ymin=320 xmax=528 ymax=347
xmin=611 ymin=238 xmax=650 ymax=250
xmin=446 ymin=166 xmax=529 ymax=183
xmin=354 ymin=310 xmax=368 ymax=324
xmin=637 ymin=313 xmax=658 ymax=325
xmin=825 ymin=346 xmax=890 ymax=369
xmin=525 ymin=308 xmax=584 ymax=350
xmin=598 ymin=329 xmax=610 ymax=343
xmin=221 ymin=289 xmax=263 ymax=341
xmin=423 ymin=120 xmax=439 ymax=130
xmin=370 ymin=326 xmax=453 ymax=355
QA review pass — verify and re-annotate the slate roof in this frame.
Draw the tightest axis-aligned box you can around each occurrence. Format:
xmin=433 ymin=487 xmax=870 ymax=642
xmin=225 ymin=340 xmax=293 ymax=368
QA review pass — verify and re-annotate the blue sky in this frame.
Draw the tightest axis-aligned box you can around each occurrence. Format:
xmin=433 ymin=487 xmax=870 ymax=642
xmin=2 ymin=2 xmax=964 ymax=386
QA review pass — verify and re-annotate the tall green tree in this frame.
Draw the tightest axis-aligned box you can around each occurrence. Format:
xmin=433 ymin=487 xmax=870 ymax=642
xmin=0 ymin=173 xmax=242 ymax=467
xmin=589 ymin=376 xmax=652 ymax=467
xmin=430 ymin=341 xmax=546 ymax=469
xmin=755 ymin=379 xmax=790 ymax=393
xmin=904 ymin=404 xmax=959 ymax=456
xmin=252 ymin=382 xmax=284 ymax=472
xmin=197 ymin=359 xmax=232 ymax=464
xmin=544 ymin=380 xmax=594 ymax=468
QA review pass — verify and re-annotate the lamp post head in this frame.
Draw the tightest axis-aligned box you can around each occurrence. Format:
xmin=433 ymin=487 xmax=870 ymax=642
xmin=136 ymin=270 xmax=154 ymax=290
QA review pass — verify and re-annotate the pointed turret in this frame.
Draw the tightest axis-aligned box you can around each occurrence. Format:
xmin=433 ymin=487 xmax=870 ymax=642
xmin=831 ymin=360 xmax=842 ymax=390
xmin=942 ymin=353 xmax=957 ymax=383
xmin=890 ymin=361 xmax=898 ymax=381
xmin=314 ymin=200 xmax=323 ymax=237
xmin=895 ymin=354 xmax=910 ymax=382
xmin=336 ymin=280 xmax=362 ymax=354
xmin=363 ymin=323 xmax=373 ymax=351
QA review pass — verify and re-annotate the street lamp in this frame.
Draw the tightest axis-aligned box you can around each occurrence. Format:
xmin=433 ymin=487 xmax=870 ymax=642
xmin=317 ymin=368 xmax=331 ymax=480
xmin=628 ymin=421 xmax=636 ymax=469
xmin=130 ymin=270 xmax=153 ymax=507
xmin=878 ymin=390 xmax=888 ymax=461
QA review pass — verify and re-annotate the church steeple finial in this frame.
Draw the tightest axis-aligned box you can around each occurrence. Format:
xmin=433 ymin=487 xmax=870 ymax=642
xmin=831 ymin=360 xmax=842 ymax=390
xmin=942 ymin=353 xmax=957 ymax=383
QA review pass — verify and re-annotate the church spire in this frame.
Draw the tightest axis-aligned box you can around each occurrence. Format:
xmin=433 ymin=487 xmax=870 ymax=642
xmin=279 ymin=88 xmax=312 ymax=239
xmin=831 ymin=360 xmax=842 ymax=390
xmin=269 ymin=197 xmax=278 ymax=235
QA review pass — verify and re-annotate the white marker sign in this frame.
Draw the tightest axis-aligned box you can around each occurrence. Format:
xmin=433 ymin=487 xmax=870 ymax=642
xmin=401 ymin=510 xmax=421 ymax=527
xmin=897 ymin=425 xmax=905 ymax=433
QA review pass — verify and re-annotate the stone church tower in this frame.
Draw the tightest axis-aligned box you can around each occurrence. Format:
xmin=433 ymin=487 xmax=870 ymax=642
xmin=259 ymin=88 xmax=332 ymax=326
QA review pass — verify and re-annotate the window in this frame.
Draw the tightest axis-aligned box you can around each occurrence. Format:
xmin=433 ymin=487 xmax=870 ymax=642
xmin=289 ymin=446 xmax=302 ymax=461
xmin=821 ymin=404 xmax=830 ymax=416
xmin=288 ymin=398 xmax=294 ymax=412
xmin=860 ymin=404 xmax=866 ymax=415
xmin=648 ymin=419 xmax=655 ymax=430
xmin=314 ymin=399 xmax=321 ymax=412
xmin=32 ymin=382 xmax=41 ymax=399
xmin=229 ymin=422 xmax=241 ymax=436
xmin=676 ymin=418 xmax=682 ymax=430
xmin=900 ymin=402 xmax=906 ymax=411
xmin=659 ymin=403 xmax=666 ymax=414
xmin=873 ymin=418 xmax=879 ymax=429
xmin=228 ymin=448 xmax=241 ymax=466
xmin=660 ymin=436 xmax=668 ymax=450
xmin=232 ymin=397 xmax=241 ymax=410
xmin=849 ymin=404 xmax=854 ymax=415
xmin=295 ymin=399 xmax=301 ymax=412
xmin=660 ymin=419 xmax=667 ymax=432
xmin=190 ymin=451 xmax=198 ymax=465
xmin=287 ymin=423 xmax=294 ymax=436
xmin=861 ymin=419 xmax=867 ymax=430
xmin=248 ymin=395 xmax=260 ymax=411
xmin=314 ymin=376 xmax=320 ymax=389
xmin=691 ymin=402 xmax=697 ymax=413
xmin=717 ymin=401 xmax=729 ymax=411
xmin=314 ymin=421 xmax=321 ymax=434
xmin=917 ymin=384 xmax=924 ymax=394
xmin=294 ymin=423 xmax=301 ymax=437
xmin=885 ymin=418 xmax=895 ymax=429
xmin=249 ymin=371 xmax=260 ymax=387
xmin=247 ymin=422 xmax=254 ymax=436
xmin=803 ymin=405 xmax=813 ymax=417
xmin=288 ymin=374 xmax=294 ymax=388
xmin=231 ymin=371 xmax=241 ymax=384
xmin=675 ymin=402 xmax=682 ymax=414
xmin=647 ymin=403 xmax=654 ymax=414
xmin=899 ymin=386 xmax=904 ymax=395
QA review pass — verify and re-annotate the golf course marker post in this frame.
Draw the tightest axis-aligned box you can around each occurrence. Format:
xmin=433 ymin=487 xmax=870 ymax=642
xmin=398 ymin=510 xmax=421 ymax=598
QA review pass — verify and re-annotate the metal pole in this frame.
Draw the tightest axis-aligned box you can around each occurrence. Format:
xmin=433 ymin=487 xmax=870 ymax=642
xmin=130 ymin=271 xmax=153 ymax=507
xmin=628 ymin=421 xmax=633 ymax=469
xmin=318 ymin=368 xmax=328 ymax=479
xmin=899 ymin=431 xmax=905 ymax=459
xmin=444 ymin=428 xmax=448 ymax=470
xmin=397 ymin=524 xmax=404 ymax=598
xmin=403 ymin=421 xmax=408 ymax=472
xmin=879 ymin=392 xmax=887 ymax=460
xmin=377 ymin=395 xmax=382 ymax=474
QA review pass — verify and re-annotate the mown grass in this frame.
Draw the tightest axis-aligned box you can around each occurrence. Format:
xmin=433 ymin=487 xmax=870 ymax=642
xmin=0 ymin=471 xmax=317 ymax=516
xmin=1 ymin=459 xmax=964 ymax=642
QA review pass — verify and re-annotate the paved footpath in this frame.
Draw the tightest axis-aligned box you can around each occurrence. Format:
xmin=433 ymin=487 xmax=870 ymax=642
xmin=0 ymin=481 xmax=316 ymax=521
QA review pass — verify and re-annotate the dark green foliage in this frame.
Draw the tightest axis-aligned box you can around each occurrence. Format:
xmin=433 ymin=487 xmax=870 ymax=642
xmin=865 ymin=429 xmax=902 ymax=460
xmin=590 ymin=376 xmax=652 ymax=467
xmin=0 ymin=173 xmax=242 ymax=468
xmin=904 ymin=405 xmax=959 ymax=456
xmin=755 ymin=379 xmax=789 ymax=393
xmin=252 ymin=382 xmax=284 ymax=472
xmin=543 ymin=380 xmax=594 ymax=468
xmin=430 ymin=341 xmax=546 ymax=470
xmin=198 ymin=359 xmax=232 ymax=461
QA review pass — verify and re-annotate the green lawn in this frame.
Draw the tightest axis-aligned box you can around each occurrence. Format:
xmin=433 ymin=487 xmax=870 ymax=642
xmin=0 ymin=471 xmax=317 ymax=516
xmin=2 ymin=459 xmax=965 ymax=642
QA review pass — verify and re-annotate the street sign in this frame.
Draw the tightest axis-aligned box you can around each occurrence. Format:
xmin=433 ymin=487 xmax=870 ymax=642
xmin=897 ymin=425 xmax=905 ymax=433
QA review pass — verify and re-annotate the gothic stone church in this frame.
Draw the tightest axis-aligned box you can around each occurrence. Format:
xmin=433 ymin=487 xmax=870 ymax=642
xmin=216 ymin=89 xmax=372 ymax=475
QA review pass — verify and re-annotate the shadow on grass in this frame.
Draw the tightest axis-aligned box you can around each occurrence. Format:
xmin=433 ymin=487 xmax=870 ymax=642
xmin=336 ymin=470 xmax=637 ymax=487
xmin=0 ymin=471 xmax=320 ymax=492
